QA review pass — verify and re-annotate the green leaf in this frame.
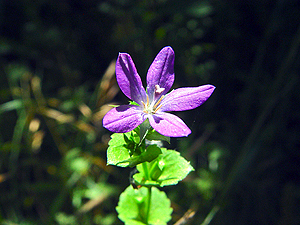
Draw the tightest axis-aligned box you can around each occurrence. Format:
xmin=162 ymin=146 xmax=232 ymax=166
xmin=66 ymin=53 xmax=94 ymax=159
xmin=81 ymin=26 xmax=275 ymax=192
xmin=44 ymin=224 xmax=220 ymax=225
xmin=107 ymin=133 xmax=134 ymax=167
xmin=107 ymin=132 xmax=162 ymax=167
xmin=146 ymin=129 xmax=170 ymax=143
xmin=64 ymin=148 xmax=90 ymax=175
xmin=72 ymin=179 xmax=116 ymax=208
xmin=55 ymin=212 xmax=78 ymax=225
xmin=129 ymin=101 xmax=140 ymax=106
xmin=119 ymin=145 xmax=162 ymax=168
xmin=134 ymin=148 xmax=194 ymax=187
xmin=108 ymin=104 xmax=120 ymax=108
xmin=116 ymin=186 xmax=172 ymax=225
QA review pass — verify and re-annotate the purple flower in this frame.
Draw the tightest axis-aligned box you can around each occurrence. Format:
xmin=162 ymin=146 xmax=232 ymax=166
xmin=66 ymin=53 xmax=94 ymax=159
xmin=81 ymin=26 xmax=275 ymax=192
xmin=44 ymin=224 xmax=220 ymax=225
xmin=103 ymin=46 xmax=215 ymax=137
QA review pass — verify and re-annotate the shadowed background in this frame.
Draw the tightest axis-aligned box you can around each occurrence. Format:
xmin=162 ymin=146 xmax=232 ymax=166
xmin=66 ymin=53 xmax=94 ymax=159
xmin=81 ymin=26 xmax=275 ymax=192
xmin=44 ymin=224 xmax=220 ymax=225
xmin=0 ymin=0 xmax=300 ymax=224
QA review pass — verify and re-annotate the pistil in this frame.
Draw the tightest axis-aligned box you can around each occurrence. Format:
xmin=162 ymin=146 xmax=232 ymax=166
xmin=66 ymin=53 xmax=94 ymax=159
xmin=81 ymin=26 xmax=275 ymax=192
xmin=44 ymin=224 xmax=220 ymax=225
xmin=155 ymin=84 xmax=165 ymax=94
xmin=141 ymin=92 xmax=164 ymax=114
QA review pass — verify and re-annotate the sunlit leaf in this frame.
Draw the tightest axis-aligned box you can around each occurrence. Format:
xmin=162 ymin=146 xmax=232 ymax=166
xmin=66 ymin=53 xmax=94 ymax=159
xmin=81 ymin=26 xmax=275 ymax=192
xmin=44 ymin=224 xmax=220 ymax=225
xmin=107 ymin=132 xmax=162 ymax=167
xmin=117 ymin=186 xmax=172 ymax=225
xmin=134 ymin=148 xmax=194 ymax=187
xmin=146 ymin=129 xmax=170 ymax=143
xmin=64 ymin=148 xmax=90 ymax=175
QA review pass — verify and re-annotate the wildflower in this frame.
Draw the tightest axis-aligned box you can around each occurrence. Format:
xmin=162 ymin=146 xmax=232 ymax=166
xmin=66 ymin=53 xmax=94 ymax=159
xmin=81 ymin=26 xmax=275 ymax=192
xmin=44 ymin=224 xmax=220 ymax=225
xmin=103 ymin=47 xmax=215 ymax=137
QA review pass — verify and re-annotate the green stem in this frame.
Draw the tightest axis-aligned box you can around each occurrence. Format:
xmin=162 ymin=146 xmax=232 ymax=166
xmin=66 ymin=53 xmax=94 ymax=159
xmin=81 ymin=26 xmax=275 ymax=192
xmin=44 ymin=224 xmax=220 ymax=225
xmin=145 ymin=186 xmax=152 ymax=225
xmin=139 ymin=119 xmax=151 ymax=147
xmin=141 ymin=161 xmax=152 ymax=224
xmin=142 ymin=161 xmax=150 ymax=180
xmin=138 ymin=128 xmax=149 ymax=147
xmin=139 ymin=121 xmax=152 ymax=224
xmin=200 ymin=205 xmax=220 ymax=225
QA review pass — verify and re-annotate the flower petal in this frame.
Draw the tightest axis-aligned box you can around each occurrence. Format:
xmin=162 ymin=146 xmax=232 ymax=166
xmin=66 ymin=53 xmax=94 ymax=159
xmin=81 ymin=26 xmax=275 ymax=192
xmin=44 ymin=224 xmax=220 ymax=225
xmin=148 ymin=112 xmax=191 ymax=137
xmin=116 ymin=53 xmax=147 ymax=104
xmin=146 ymin=46 xmax=175 ymax=100
xmin=103 ymin=105 xmax=145 ymax=133
xmin=159 ymin=85 xmax=215 ymax=112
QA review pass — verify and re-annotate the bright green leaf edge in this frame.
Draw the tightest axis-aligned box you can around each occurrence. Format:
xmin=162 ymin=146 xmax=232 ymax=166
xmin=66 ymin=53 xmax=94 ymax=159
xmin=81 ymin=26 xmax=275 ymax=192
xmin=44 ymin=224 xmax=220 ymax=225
xmin=107 ymin=132 xmax=162 ymax=168
xmin=134 ymin=148 xmax=194 ymax=187
xmin=146 ymin=129 xmax=170 ymax=143
xmin=116 ymin=186 xmax=172 ymax=225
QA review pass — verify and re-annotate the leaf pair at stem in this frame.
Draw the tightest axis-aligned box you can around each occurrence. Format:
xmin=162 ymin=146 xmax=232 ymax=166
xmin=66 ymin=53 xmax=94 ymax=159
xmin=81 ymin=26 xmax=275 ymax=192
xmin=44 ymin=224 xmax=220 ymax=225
xmin=107 ymin=126 xmax=194 ymax=224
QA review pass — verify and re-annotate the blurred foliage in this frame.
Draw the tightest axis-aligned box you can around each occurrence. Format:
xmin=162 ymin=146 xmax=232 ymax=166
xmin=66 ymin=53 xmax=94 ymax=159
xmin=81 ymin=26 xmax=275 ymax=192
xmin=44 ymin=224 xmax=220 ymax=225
xmin=0 ymin=0 xmax=300 ymax=225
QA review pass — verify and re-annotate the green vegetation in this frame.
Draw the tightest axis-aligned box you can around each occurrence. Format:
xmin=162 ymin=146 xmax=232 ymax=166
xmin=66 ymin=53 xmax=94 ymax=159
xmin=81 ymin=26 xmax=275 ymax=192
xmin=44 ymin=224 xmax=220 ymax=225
xmin=1 ymin=1 xmax=300 ymax=224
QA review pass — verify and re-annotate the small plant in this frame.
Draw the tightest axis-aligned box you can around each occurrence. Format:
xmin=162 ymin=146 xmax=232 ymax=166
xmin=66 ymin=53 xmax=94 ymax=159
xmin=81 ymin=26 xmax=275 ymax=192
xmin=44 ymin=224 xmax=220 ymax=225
xmin=103 ymin=47 xmax=215 ymax=224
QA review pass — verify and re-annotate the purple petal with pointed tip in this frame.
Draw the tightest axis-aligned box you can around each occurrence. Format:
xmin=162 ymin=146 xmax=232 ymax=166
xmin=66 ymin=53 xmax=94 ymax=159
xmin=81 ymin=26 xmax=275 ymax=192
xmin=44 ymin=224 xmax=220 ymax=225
xmin=148 ymin=112 xmax=191 ymax=137
xmin=103 ymin=105 xmax=145 ymax=133
xmin=116 ymin=53 xmax=147 ymax=104
xmin=159 ymin=85 xmax=215 ymax=112
xmin=146 ymin=46 xmax=175 ymax=100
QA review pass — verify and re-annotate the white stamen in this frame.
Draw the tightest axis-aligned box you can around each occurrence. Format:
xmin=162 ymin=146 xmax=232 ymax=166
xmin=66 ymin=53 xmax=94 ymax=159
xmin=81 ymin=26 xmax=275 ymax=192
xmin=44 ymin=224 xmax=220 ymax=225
xmin=142 ymin=91 xmax=165 ymax=115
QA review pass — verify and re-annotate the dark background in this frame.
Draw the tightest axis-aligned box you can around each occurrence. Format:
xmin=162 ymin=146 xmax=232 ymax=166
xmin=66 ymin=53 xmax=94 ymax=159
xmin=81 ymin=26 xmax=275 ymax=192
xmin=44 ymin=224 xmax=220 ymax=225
xmin=1 ymin=0 xmax=300 ymax=224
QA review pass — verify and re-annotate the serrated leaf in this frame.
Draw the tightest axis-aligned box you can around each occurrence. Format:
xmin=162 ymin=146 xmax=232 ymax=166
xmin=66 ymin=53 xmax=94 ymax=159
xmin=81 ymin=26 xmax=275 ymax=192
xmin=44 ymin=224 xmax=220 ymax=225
xmin=134 ymin=148 xmax=194 ymax=187
xmin=107 ymin=133 xmax=134 ymax=167
xmin=107 ymin=132 xmax=162 ymax=167
xmin=116 ymin=186 xmax=172 ymax=225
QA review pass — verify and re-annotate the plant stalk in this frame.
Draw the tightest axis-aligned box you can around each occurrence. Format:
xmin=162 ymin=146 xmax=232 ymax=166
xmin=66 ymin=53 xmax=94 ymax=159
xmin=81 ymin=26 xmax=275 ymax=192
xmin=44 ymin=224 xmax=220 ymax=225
xmin=141 ymin=161 xmax=152 ymax=224
xmin=145 ymin=186 xmax=152 ymax=225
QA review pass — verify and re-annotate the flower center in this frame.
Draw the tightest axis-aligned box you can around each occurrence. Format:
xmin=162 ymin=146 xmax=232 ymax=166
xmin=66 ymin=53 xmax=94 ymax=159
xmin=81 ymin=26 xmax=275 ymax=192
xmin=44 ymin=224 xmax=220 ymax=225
xmin=141 ymin=94 xmax=164 ymax=114
xmin=141 ymin=85 xmax=165 ymax=114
